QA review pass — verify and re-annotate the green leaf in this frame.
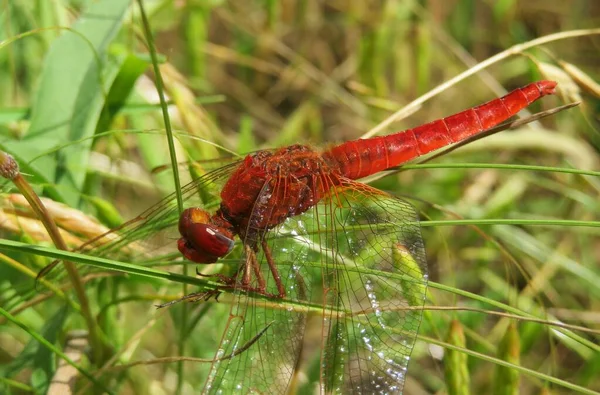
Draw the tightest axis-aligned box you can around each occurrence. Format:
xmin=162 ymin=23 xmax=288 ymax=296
xmin=4 ymin=0 xmax=130 ymax=206
xmin=82 ymin=195 xmax=124 ymax=228
xmin=95 ymin=46 xmax=149 ymax=135
xmin=0 ymin=305 xmax=111 ymax=394
xmin=1 ymin=306 xmax=68 ymax=393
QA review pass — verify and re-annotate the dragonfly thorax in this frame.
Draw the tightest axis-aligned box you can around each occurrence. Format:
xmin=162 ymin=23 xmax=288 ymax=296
xmin=218 ymin=145 xmax=342 ymax=236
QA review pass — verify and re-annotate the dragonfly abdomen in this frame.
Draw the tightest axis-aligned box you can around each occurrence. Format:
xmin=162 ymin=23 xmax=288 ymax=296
xmin=325 ymin=80 xmax=557 ymax=180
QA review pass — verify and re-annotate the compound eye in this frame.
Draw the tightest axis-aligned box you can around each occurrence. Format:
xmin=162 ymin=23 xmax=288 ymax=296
xmin=185 ymin=223 xmax=234 ymax=258
xmin=179 ymin=207 xmax=211 ymax=237
xmin=178 ymin=208 xmax=234 ymax=263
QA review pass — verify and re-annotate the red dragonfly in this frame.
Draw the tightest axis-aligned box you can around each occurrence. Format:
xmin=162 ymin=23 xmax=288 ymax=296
xmin=42 ymin=80 xmax=557 ymax=394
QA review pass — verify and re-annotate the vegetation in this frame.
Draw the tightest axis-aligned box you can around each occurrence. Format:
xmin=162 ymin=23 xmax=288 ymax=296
xmin=0 ymin=1 xmax=598 ymax=394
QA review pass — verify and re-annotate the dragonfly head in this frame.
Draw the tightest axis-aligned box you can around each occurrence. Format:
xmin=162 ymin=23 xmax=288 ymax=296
xmin=178 ymin=207 xmax=235 ymax=263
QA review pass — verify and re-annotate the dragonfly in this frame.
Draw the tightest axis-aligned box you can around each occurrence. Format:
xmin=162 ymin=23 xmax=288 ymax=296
xmin=41 ymin=80 xmax=557 ymax=394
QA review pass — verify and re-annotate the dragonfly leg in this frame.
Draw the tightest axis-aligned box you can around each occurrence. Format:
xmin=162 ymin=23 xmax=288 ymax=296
xmin=262 ymin=239 xmax=286 ymax=298
xmin=195 ymin=266 xmax=237 ymax=286
xmin=191 ymin=246 xmax=280 ymax=297
xmin=244 ymin=244 xmax=267 ymax=293
xmin=156 ymin=289 xmax=221 ymax=308
xmin=194 ymin=245 xmax=280 ymax=298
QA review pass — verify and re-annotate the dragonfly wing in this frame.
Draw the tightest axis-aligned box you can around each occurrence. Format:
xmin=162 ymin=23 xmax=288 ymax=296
xmin=203 ymin=181 xmax=311 ymax=393
xmin=203 ymin=177 xmax=427 ymax=394
xmin=202 ymin=254 xmax=309 ymax=394
xmin=316 ymin=180 xmax=428 ymax=393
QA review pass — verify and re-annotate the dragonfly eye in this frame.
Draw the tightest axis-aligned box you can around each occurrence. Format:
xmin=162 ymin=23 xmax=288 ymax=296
xmin=179 ymin=207 xmax=211 ymax=236
xmin=178 ymin=208 xmax=234 ymax=263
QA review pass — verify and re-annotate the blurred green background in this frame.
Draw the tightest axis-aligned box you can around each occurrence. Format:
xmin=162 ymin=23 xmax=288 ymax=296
xmin=0 ymin=0 xmax=598 ymax=394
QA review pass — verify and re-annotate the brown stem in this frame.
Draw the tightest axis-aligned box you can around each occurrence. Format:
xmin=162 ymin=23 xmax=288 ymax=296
xmin=0 ymin=151 xmax=105 ymax=364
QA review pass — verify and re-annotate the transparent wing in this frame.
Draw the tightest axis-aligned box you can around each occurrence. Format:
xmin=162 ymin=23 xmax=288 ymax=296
xmin=203 ymin=176 xmax=312 ymax=393
xmin=202 ymin=251 xmax=309 ymax=394
xmin=203 ymin=179 xmax=427 ymax=394
xmin=317 ymin=181 xmax=427 ymax=393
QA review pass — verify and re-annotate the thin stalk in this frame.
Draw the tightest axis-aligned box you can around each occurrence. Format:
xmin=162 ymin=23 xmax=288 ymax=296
xmin=419 ymin=219 xmax=600 ymax=228
xmin=0 ymin=252 xmax=76 ymax=309
xmin=401 ymin=163 xmax=600 ymax=177
xmin=362 ymin=28 xmax=600 ymax=139
xmin=1 ymin=238 xmax=597 ymax=353
xmin=135 ymin=1 xmax=187 ymax=393
xmin=0 ymin=306 xmax=112 ymax=394
xmin=421 ymin=332 xmax=597 ymax=395
xmin=0 ymin=151 xmax=104 ymax=364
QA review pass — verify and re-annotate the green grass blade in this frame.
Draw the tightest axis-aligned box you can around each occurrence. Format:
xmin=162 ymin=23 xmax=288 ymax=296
xmin=4 ymin=0 xmax=130 ymax=206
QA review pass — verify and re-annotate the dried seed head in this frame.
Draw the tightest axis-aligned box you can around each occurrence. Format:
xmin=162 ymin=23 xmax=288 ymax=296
xmin=0 ymin=152 xmax=19 ymax=180
xmin=538 ymin=62 xmax=581 ymax=103
xmin=560 ymin=61 xmax=600 ymax=99
xmin=8 ymin=194 xmax=112 ymax=239
xmin=0 ymin=208 xmax=84 ymax=245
